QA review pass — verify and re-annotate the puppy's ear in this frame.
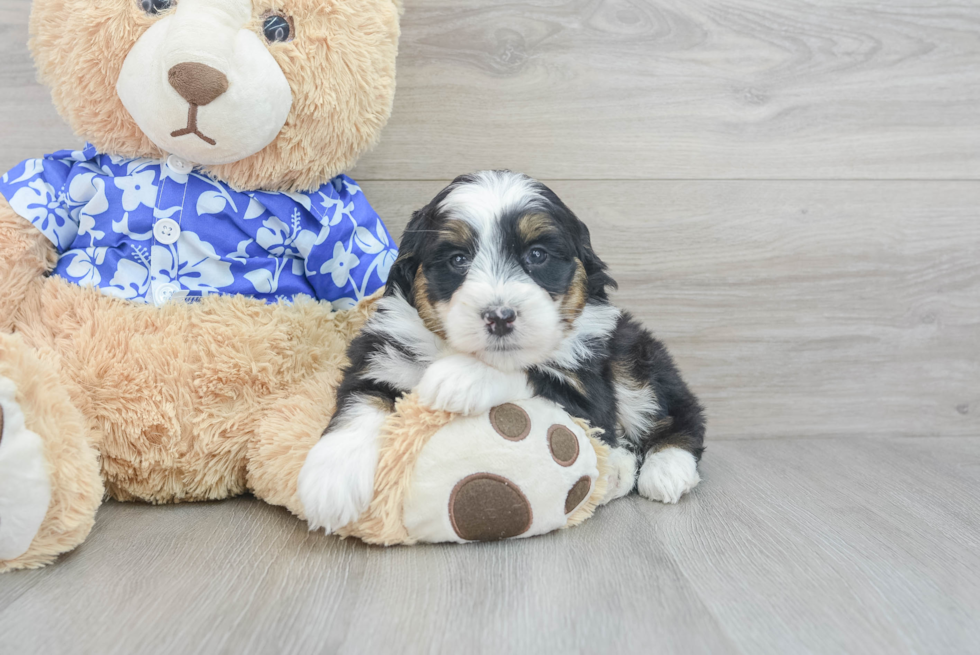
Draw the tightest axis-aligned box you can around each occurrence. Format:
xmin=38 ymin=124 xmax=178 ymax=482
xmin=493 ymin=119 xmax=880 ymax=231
xmin=385 ymin=203 xmax=434 ymax=300
xmin=575 ymin=220 xmax=617 ymax=300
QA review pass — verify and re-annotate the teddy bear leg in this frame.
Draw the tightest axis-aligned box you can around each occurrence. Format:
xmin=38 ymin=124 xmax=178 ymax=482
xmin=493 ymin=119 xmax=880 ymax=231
xmin=246 ymin=372 xmax=338 ymax=521
xmin=0 ymin=333 xmax=103 ymax=572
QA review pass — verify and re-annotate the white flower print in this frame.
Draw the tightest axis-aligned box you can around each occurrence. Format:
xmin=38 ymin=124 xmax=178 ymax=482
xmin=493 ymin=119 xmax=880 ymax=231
xmin=111 ymin=212 xmax=153 ymax=240
xmin=243 ymin=267 xmax=279 ymax=294
xmin=248 ymin=209 xmax=318 ymax=294
xmin=151 ymin=231 xmax=234 ymax=292
xmin=372 ymin=222 xmax=397 ymax=284
xmin=75 ymin=177 xmax=109 ymax=246
xmin=229 ymin=238 xmax=253 ymax=264
xmin=244 ymin=197 xmax=266 ymax=220
xmin=321 ymin=241 xmax=360 ymax=288
xmin=256 ymin=209 xmax=317 ymax=259
xmin=2 ymin=158 xmax=43 ymax=185
xmin=62 ymin=247 xmax=107 ymax=287
xmin=343 ymin=179 xmax=362 ymax=196
xmin=8 ymin=178 xmax=74 ymax=248
xmin=196 ymin=190 xmax=230 ymax=215
xmin=317 ymin=192 xmax=356 ymax=227
xmin=330 ymin=296 xmax=358 ymax=311
xmin=282 ymin=191 xmax=313 ymax=212
xmin=2 ymin=147 xmax=393 ymax=305
xmin=114 ymin=170 xmax=158 ymax=211
xmin=193 ymin=174 xmax=238 ymax=214
xmin=105 ymin=256 xmax=151 ymax=300
xmin=349 ymin=220 xmax=397 ymax=298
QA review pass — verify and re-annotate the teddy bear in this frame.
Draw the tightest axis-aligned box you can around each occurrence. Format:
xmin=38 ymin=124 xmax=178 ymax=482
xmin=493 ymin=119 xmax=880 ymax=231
xmin=0 ymin=0 xmax=614 ymax=571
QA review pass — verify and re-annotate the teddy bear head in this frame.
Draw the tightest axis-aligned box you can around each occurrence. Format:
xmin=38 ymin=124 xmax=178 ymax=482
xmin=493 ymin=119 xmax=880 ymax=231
xmin=29 ymin=0 xmax=400 ymax=192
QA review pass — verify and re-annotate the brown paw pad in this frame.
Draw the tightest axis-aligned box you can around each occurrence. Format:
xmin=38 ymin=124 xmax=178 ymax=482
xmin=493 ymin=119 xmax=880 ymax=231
xmin=449 ymin=473 xmax=533 ymax=541
xmin=548 ymin=424 xmax=579 ymax=466
xmin=565 ymin=476 xmax=592 ymax=514
xmin=489 ymin=403 xmax=531 ymax=441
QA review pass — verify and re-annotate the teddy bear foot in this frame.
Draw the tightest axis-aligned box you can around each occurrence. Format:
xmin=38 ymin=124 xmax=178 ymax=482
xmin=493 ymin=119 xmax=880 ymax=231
xmin=0 ymin=378 xmax=52 ymax=561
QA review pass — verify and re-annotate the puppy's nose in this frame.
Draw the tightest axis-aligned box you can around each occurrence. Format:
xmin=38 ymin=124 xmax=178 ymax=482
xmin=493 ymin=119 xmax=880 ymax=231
xmin=483 ymin=307 xmax=517 ymax=336
xmin=168 ymin=62 xmax=229 ymax=106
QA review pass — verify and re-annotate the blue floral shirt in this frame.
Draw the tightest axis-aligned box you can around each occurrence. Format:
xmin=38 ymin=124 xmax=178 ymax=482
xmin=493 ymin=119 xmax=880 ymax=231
xmin=0 ymin=145 xmax=397 ymax=309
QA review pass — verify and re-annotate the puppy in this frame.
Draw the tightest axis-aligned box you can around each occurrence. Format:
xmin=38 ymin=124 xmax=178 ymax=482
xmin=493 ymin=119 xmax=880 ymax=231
xmin=299 ymin=171 xmax=706 ymax=532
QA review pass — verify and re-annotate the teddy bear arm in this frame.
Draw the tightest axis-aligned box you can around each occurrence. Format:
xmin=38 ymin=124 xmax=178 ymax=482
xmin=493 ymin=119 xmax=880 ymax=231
xmin=0 ymin=198 xmax=58 ymax=332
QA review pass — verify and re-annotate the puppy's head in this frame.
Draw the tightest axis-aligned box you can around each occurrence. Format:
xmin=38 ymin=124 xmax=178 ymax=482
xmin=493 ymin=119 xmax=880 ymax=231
xmin=388 ymin=171 xmax=616 ymax=371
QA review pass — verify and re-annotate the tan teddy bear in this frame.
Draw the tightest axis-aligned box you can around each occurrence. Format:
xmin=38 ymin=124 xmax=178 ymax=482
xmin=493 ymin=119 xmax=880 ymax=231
xmin=0 ymin=0 xmax=611 ymax=571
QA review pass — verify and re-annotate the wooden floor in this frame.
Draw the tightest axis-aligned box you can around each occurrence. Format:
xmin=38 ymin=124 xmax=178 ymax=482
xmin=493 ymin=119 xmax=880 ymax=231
xmin=1 ymin=1 xmax=978 ymax=653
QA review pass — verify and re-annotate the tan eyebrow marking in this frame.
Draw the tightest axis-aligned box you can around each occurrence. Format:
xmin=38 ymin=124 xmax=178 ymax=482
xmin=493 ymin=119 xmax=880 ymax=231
xmin=517 ymin=213 xmax=559 ymax=243
xmin=438 ymin=219 xmax=477 ymax=249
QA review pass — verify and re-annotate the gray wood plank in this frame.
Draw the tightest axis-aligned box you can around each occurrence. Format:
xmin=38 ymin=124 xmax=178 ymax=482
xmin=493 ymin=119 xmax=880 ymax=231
xmin=3 ymin=1 xmax=980 ymax=179
xmin=358 ymin=179 xmax=980 ymax=440
xmin=1 ymin=437 xmax=978 ymax=655
xmin=350 ymin=0 xmax=980 ymax=180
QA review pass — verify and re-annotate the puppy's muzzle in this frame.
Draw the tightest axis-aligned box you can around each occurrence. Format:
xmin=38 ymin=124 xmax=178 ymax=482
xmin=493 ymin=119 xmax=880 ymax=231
xmin=483 ymin=307 xmax=517 ymax=337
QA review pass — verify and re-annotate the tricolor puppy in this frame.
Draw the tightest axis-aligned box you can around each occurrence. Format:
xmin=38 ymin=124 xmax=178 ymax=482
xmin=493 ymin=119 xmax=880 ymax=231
xmin=299 ymin=171 xmax=706 ymax=532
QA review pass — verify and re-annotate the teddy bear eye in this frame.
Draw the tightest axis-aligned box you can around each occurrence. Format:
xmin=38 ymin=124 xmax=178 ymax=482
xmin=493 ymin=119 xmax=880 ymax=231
xmin=262 ymin=15 xmax=293 ymax=43
xmin=139 ymin=0 xmax=174 ymax=15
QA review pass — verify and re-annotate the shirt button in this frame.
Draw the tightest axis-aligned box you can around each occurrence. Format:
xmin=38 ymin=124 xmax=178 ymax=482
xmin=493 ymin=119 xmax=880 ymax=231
xmin=166 ymin=154 xmax=193 ymax=175
xmin=154 ymin=283 xmax=179 ymax=306
xmin=153 ymin=218 xmax=181 ymax=245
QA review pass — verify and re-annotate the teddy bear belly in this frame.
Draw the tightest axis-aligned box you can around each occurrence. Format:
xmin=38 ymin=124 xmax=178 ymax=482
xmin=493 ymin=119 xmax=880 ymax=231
xmin=13 ymin=278 xmax=372 ymax=503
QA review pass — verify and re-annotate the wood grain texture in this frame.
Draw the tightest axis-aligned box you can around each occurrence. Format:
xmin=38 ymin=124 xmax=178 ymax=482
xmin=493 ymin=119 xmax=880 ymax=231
xmin=350 ymin=0 xmax=980 ymax=180
xmin=359 ymin=180 xmax=980 ymax=440
xmin=1 ymin=437 xmax=978 ymax=655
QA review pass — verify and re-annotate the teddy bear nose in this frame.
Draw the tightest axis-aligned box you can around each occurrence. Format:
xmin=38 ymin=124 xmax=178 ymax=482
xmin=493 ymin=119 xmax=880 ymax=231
xmin=167 ymin=62 xmax=229 ymax=106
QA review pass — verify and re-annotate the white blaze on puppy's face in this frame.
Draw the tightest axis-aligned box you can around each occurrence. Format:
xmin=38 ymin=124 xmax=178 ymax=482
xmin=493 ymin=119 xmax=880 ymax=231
xmin=435 ymin=172 xmax=569 ymax=372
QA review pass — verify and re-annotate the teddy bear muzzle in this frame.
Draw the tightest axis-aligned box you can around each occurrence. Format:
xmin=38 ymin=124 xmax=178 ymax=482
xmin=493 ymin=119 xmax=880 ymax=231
xmin=116 ymin=0 xmax=292 ymax=166
xmin=167 ymin=62 xmax=230 ymax=146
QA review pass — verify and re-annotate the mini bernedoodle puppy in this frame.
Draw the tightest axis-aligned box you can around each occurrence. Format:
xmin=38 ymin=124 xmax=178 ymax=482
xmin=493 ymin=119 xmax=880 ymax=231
xmin=299 ymin=171 xmax=706 ymax=532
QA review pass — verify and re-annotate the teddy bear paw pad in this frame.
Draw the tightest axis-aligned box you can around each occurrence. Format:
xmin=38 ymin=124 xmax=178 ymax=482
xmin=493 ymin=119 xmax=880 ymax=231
xmin=402 ymin=397 xmax=602 ymax=543
xmin=0 ymin=379 xmax=52 ymax=561
xmin=449 ymin=473 xmax=532 ymax=541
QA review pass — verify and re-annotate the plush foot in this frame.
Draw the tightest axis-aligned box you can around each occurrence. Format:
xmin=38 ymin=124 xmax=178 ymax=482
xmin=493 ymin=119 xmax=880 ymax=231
xmin=297 ymin=400 xmax=387 ymax=534
xmin=417 ymin=354 xmax=531 ymax=416
xmin=601 ymin=447 xmax=638 ymax=504
xmin=637 ymin=447 xmax=700 ymax=504
xmin=0 ymin=380 xmax=52 ymax=561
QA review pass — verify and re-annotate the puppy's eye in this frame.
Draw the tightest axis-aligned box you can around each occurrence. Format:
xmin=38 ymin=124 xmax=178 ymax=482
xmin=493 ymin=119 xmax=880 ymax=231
xmin=139 ymin=0 xmax=174 ymax=15
xmin=263 ymin=14 xmax=293 ymax=42
xmin=449 ymin=253 xmax=470 ymax=272
xmin=525 ymin=247 xmax=549 ymax=266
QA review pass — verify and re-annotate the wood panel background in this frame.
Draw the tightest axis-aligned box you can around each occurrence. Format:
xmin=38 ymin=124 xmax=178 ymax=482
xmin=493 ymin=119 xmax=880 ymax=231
xmin=0 ymin=0 xmax=978 ymax=652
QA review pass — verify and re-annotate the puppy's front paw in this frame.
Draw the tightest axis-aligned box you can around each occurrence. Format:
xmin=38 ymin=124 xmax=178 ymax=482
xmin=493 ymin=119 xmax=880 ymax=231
xmin=297 ymin=419 xmax=383 ymax=533
xmin=417 ymin=354 xmax=529 ymax=416
xmin=637 ymin=447 xmax=701 ymax=504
